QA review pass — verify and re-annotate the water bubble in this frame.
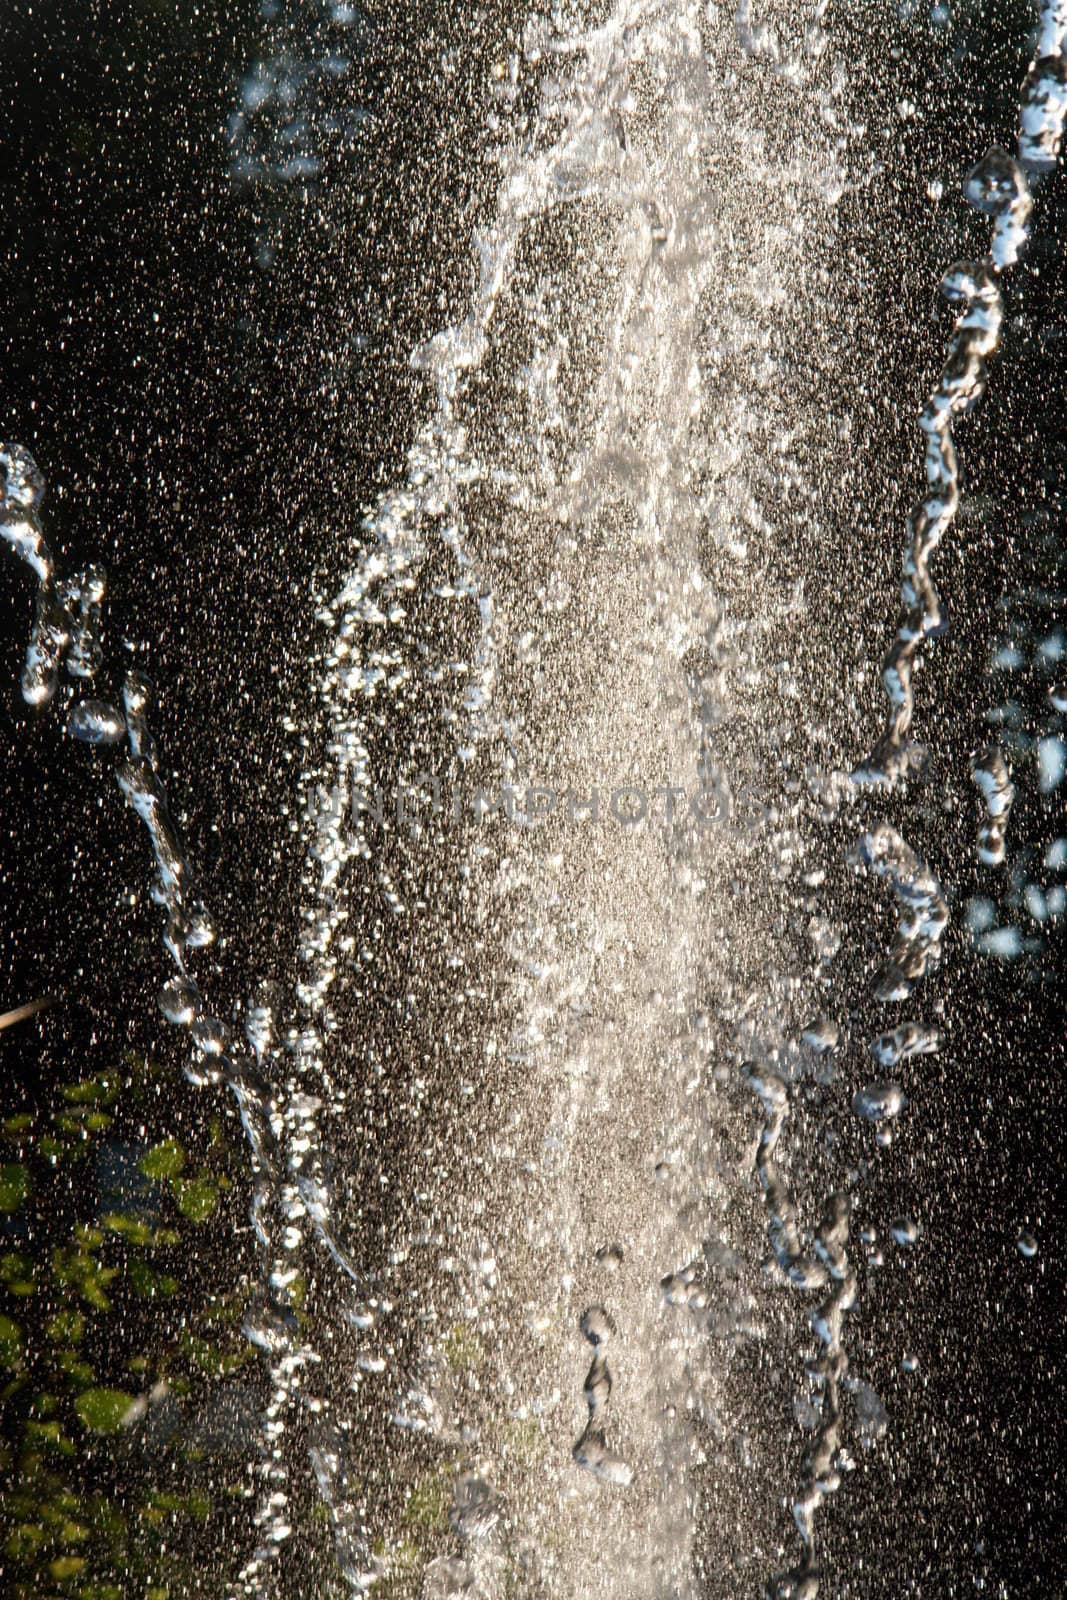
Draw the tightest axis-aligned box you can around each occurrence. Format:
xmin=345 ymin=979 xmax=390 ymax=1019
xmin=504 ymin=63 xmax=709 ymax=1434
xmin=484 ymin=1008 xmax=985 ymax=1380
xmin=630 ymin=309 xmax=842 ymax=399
xmin=122 ymin=669 xmax=160 ymax=769
xmin=801 ymin=1017 xmax=840 ymax=1055
xmin=573 ymin=1305 xmax=629 ymax=1487
xmin=449 ymin=1475 xmax=501 ymax=1541
xmin=243 ymin=1294 xmax=299 ymax=1354
xmin=977 ymin=925 xmax=1023 ymax=959
xmin=22 ymin=586 xmax=72 ymax=706
xmin=66 ymin=698 xmax=126 ymax=746
xmin=661 ymin=1269 xmax=697 ymax=1308
xmin=1018 ymin=50 xmax=1067 ymax=171
xmin=852 ymin=1082 xmax=907 ymax=1123
xmin=849 ymin=1378 xmax=889 ymax=1444
xmin=793 ymin=1394 xmax=822 ymax=1431
xmin=65 ymin=565 xmax=107 ymax=679
xmin=971 ymin=745 xmax=1015 ymax=866
xmin=572 ymin=1429 xmax=633 ymax=1487
xmin=0 ymin=443 xmax=46 ymax=514
xmin=184 ymin=904 xmax=217 ymax=950
xmin=191 ymin=1016 xmax=230 ymax=1058
xmin=1036 ymin=735 xmax=1067 ymax=793
xmin=963 ymin=147 xmax=1031 ymax=269
xmin=158 ymin=976 xmax=201 ymax=1028
xmin=245 ymin=985 xmax=279 ymax=1059
xmin=766 ymin=1571 xmax=820 ymax=1599
xmin=122 ymin=669 xmax=152 ymax=717
xmin=594 ymin=1241 xmax=625 ymax=1270
xmin=871 ymin=1023 xmax=941 ymax=1067
xmin=579 ymin=1305 xmax=616 ymax=1347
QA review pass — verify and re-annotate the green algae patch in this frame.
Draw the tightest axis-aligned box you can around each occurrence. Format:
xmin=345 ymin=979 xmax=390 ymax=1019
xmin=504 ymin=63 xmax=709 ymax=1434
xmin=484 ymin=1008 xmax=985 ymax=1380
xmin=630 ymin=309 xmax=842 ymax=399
xmin=171 ymin=1177 xmax=218 ymax=1223
xmin=139 ymin=1139 xmax=185 ymax=1181
xmin=0 ymin=1163 xmax=30 ymax=1211
xmin=74 ymin=1389 xmax=136 ymax=1434
xmin=0 ymin=1313 xmax=24 ymax=1368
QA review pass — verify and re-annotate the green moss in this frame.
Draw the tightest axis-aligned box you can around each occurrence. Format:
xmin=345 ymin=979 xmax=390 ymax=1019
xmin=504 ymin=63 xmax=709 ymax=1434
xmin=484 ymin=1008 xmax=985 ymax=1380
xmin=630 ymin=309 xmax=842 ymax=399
xmin=139 ymin=1140 xmax=185 ymax=1181
xmin=501 ymin=1417 xmax=546 ymax=1468
xmin=6 ymin=1519 xmax=47 ymax=1559
xmin=47 ymin=1312 xmax=86 ymax=1346
xmin=371 ymin=1537 xmax=422 ymax=1599
xmin=170 ymin=1177 xmax=218 ymax=1223
xmin=403 ymin=1466 xmax=452 ymax=1533
xmin=49 ymin=1552 xmax=87 ymax=1579
xmin=54 ymin=1352 xmax=95 ymax=1387
xmin=0 ymin=1018 xmax=255 ymax=1590
xmin=60 ymin=1077 xmax=118 ymax=1107
xmin=51 ymin=1244 xmax=119 ymax=1314
xmin=1 ymin=1253 xmax=36 ymax=1297
xmin=0 ymin=1163 xmax=30 ymax=1211
xmin=441 ymin=1321 xmax=485 ymax=1373
xmin=143 ymin=1489 xmax=212 ymax=1523
xmin=54 ymin=1110 xmax=113 ymax=1136
xmin=26 ymin=1420 xmax=76 ymax=1457
xmin=0 ymin=1313 xmax=24 ymax=1368
xmin=73 ymin=1389 xmax=135 ymax=1435
xmin=179 ymin=1333 xmax=248 ymax=1378
xmin=100 ymin=1215 xmax=179 ymax=1250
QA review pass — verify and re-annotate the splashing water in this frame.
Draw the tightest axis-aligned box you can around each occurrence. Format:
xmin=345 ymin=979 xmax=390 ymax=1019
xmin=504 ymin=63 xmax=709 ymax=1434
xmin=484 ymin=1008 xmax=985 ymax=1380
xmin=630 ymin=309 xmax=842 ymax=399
xmin=856 ymin=1 xmax=1067 ymax=789
xmin=3 ymin=1 xmax=1067 ymax=1597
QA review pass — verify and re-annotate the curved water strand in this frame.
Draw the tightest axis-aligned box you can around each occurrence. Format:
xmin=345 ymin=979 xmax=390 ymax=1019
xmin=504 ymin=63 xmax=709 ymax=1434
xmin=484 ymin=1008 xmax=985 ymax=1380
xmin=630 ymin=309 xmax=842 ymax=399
xmin=869 ymin=1021 xmax=941 ymax=1068
xmin=769 ymin=8 xmax=1067 ymax=1590
xmin=724 ymin=12 xmax=1067 ymax=1586
xmin=857 ymin=0 xmax=1067 ymax=787
xmin=848 ymin=823 xmax=949 ymax=1004
xmin=572 ymin=1305 xmax=633 ymax=1487
xmin=1 ymin=445 xmax=106 ymax=709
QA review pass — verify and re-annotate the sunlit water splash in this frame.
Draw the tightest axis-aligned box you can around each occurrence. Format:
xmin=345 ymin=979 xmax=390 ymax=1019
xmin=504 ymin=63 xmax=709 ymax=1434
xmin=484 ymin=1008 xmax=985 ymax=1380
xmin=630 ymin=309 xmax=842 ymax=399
xmin=4 ymin=1 xmax=1067 ymax=1597
xmin=289 ymin=1 xmax=865 ymax=1595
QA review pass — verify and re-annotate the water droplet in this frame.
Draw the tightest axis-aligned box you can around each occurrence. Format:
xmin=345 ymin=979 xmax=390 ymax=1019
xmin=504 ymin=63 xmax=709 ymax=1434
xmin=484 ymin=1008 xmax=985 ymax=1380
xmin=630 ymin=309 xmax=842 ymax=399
xmin=66 ymin=698 xmax=126 ymax=746
xmin=801 ymin=1017 xmax=840 ymax=1054
xmin=852 ymin=1082 xmax=907 ymax=1123
xmin=158 ymin=977 xmax=201 ymax=1028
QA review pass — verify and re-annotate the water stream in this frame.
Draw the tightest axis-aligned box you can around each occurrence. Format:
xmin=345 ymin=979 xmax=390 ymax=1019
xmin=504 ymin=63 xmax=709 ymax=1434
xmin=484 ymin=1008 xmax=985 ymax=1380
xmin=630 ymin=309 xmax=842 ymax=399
xmin=2 ymin=1 xmax=1065 ymax=1596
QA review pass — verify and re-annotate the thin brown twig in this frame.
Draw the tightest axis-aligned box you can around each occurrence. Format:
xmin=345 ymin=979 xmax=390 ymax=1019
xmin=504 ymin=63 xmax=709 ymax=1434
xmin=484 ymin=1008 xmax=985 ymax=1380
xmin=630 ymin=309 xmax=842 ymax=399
xmin=0 ymin=994 xmax=57 ymax=1033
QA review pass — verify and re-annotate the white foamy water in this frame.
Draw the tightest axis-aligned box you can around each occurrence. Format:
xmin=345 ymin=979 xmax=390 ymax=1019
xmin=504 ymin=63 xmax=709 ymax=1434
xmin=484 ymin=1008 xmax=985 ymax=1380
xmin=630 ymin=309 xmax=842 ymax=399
xmin=280 ymin=1 xmax=1067 ymax=1593
xmin=286 ymin=2 xmax=871 ymax=1594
